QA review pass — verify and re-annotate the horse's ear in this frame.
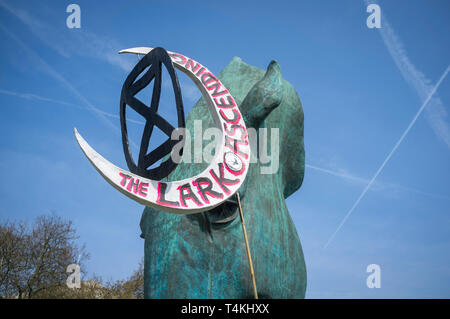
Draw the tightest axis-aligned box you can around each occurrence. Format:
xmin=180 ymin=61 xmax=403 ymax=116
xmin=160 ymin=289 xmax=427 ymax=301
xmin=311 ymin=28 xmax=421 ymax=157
xmin=217 ymin=57 xmax=305 ymax=199
xmin=240 ymin=60 xmax=283 ymax=129
xmin=267 ymin=80 xmax=305 ymax=198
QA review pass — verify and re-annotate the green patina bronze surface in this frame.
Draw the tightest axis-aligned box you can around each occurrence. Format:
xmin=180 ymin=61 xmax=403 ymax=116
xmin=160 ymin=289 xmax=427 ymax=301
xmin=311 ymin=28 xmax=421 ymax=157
xmin=140 ymin=56 xmax=306 ymax=298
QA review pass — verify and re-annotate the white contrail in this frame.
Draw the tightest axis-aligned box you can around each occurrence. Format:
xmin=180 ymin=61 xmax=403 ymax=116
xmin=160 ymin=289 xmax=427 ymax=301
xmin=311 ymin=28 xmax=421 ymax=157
xmin=306 ymin=163 xmax=450 ymax=200
xmin=0 ymin=22 xmax=117 ymax=132
xmin=365 ymin=0 xmax=450 ymax=148
xmin=305 ymin=164 xmax=367 ymax=184
xmin=0 ymin=0 xmax=134 ymax=72
xmin=0 ymin=22 xmax=140 ymax=151
xmin=324 ymin=65 xmax=450 ymax=249
xmin=0 ymin=88 xmax=145 ymax=125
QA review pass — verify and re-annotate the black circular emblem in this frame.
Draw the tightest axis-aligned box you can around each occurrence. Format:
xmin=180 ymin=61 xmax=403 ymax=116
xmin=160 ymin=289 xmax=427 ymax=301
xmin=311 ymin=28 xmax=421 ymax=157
xmin=120 ymin=47 xmax=185 ymax=180
xmin=224 ymin=152 xmax=243 ymax=173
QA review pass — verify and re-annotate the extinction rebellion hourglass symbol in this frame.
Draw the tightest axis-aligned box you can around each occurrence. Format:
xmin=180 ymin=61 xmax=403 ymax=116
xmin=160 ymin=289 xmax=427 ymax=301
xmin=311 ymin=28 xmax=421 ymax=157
xmin=120 ymin=47 xmax=186 ymax=180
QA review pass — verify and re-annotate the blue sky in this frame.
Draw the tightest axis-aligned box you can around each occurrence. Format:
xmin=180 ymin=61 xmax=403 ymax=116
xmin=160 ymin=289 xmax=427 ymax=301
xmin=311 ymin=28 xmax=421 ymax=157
xmin=0 ymin=0 xmax=449 ymax=298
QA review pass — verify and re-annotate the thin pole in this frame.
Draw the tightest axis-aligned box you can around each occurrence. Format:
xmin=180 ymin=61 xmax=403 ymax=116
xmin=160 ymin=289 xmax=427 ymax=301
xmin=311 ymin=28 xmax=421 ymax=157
xmin=236 ymin=192 xmax=258 ymax=299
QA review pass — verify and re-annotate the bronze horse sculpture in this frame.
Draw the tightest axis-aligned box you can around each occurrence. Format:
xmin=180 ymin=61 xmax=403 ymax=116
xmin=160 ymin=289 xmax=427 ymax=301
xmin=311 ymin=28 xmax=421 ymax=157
xmin=139 ymin=56 xmax=306 ymax=298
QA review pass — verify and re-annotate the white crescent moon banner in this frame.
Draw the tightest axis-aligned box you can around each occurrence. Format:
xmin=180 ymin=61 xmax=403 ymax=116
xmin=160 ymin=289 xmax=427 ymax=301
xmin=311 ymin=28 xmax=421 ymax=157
xmin=74 ymin=48 xmax=250 ymax=214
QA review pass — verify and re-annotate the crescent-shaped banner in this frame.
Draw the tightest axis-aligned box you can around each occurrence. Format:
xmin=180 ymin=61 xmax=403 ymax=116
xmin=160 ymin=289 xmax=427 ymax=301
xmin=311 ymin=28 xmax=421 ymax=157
xmin=74 ymin=47 xmax=250 ymax=214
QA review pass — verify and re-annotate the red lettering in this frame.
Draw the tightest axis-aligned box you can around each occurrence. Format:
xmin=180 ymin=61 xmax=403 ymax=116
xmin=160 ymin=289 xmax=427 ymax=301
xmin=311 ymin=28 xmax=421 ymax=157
xmin=156 ymin=182 xmax=180 ymax=207
xmin=214 ymin=95 xmax=236 ymax=108
xmin=224 ymin=136 xmax=249 ymax=159
xmin=209 ymin=163 xmax=240 ymax=195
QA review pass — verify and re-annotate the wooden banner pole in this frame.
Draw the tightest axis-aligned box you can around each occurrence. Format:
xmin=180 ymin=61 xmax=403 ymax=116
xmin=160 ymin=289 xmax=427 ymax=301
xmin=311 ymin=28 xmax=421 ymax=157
xmin=236 ymin=192 xmax=258 ymax=299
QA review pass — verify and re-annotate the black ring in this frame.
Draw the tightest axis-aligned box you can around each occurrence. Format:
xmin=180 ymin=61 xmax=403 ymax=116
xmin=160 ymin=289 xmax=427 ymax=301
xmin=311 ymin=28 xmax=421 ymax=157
xmin=120 ymin=47 xmax=185 ymax=180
